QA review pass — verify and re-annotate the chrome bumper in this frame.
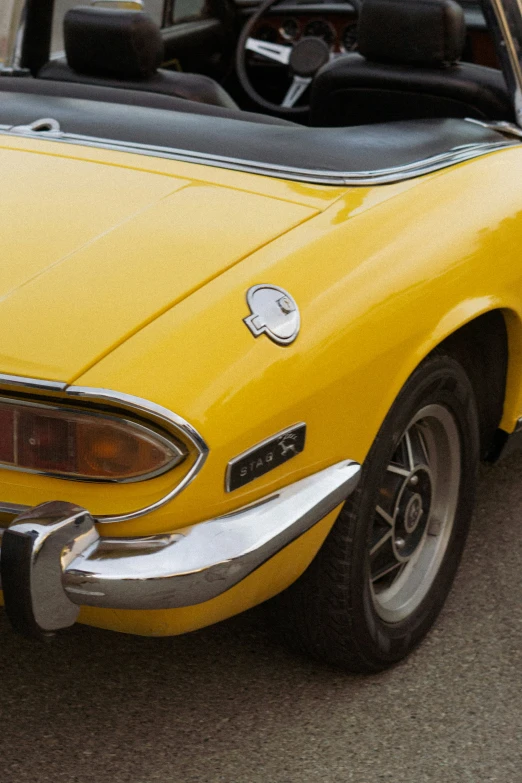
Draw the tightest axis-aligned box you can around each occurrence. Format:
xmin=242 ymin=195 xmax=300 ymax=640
xmin=0 ymin=460 xmax=360 ymax=637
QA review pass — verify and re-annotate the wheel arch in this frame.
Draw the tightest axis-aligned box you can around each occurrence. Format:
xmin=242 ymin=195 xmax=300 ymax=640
xmin=405 ymin=305 xmax=522 ymax=459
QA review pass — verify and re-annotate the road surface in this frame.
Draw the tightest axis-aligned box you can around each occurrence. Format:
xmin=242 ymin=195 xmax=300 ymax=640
xmin=0 ymin=454 xmax=520 ymax=782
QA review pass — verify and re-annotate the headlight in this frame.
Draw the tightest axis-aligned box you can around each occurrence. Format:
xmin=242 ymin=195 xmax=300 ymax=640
xmin=0 ymin=399 xmax=185 ymax=482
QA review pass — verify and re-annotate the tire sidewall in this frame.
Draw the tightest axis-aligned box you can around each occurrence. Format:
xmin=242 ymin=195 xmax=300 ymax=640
xmin=347 ymin=354 xmax=479 ymax=665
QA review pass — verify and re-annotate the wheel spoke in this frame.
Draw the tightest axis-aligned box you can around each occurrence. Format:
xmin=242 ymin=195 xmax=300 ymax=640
xmin=371 ymin=560 xmax=403 ymax=583
xmin=404 ymin=430 xmax=415 ymax=470
xmin=417 ymin=425 xmax=430 ymax=466
xmin=386 ymin=464 xmax=410 ymax=477
xmin=370 ymin=528 xmax=393 ymax=556
xmin=281 ymin=75 xmax=312 ymax=108
xmin=376 ymin=505 xmax=395 ymax=526
xmin=407 ymin=422 xmax=430 ymax=468
xmin=245 ymin=37 xmax=292 ymax=65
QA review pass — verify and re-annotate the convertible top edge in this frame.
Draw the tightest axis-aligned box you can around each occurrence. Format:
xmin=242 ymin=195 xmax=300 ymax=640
xmin=0 ymin=86 xmax=518 ymax=186
xmin=0 ymin=126 xmax=516 ymax=186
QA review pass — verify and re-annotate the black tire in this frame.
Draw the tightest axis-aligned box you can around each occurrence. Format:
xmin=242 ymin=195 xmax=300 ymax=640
xmin=274 ymin=352 xmax=480 ymax=672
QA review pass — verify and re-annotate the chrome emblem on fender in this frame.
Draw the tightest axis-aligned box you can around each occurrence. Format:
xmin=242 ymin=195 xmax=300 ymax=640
xmin=244 ymin=285 xmax=300 ymax=346
xmin=226 ymin=423 xmax=306 ymax=492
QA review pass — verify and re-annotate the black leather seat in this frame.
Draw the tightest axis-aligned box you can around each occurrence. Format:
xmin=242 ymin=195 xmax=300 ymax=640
xmin=38 ymin=6 xmax=238 ymax=110
xmin=310 ymin=0 xmax=514 ymax=126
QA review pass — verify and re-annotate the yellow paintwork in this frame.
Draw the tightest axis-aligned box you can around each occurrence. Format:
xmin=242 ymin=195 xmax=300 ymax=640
xmin=1 ymin=134 xmax=522 ymax=635
xmin=0 ymin=140 xmax=317 ymax=381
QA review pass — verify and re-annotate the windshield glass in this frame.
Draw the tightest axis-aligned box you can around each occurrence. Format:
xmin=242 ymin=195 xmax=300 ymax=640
xmin=52 ymin=1 xmax=164 ymax=54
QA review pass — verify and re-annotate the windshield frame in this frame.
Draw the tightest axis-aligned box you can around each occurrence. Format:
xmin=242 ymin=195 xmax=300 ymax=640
xmin=482 ymin=0 xmax=522 ymax=123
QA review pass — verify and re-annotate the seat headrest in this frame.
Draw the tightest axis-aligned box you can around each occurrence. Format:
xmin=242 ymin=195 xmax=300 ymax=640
xmin=64 ymin=6 xmax=164 ymax=80
xmin=358 ymin=0 xmax=466 ymax=67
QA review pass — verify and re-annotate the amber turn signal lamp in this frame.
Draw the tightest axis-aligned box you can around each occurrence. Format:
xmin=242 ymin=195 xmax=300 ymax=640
xmin=0 ymin=401 xmax=185 ymax=481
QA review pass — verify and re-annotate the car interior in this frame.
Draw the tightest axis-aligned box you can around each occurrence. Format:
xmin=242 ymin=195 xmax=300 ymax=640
xmin=0 ymin=0 xmax=516 ymax=177
xmin=1 ymin=0 xmax=514 ymax=123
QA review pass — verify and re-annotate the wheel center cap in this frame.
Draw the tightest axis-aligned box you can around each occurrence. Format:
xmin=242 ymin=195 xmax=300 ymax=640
xmin=404 ymin=493 xmax=423 ymax=533
xmin=393 ymin=468 xmax=433 ymax=562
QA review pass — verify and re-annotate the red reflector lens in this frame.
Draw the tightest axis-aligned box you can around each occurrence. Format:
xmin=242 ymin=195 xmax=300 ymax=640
xmin=0 ymin=408 xmax=15 ymax=464
xmin=17 ymin=411 xmax=74 ymax=473
xmin=0 ymin=400 xmax=184 ymax=481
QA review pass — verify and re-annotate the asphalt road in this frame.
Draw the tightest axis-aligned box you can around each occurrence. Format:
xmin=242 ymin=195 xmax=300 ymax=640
xmin=0 ymin=454 xmax=520 ymax=783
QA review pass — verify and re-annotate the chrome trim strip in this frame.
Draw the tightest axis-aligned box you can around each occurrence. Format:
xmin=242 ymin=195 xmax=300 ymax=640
xmin=0 ymin=461 xmax=360 ymax=626
xmin=0 ymin=372 xmax=67 ymax=392
xmin=0 ymin=501 xmax=28 ymax=516
xmin=63 ymin=386 xmax=210 ymax=524
xmin=65 ymin=386 xmax=208 ymax=457
xmin=0 ymin=376 xmax=209 ymax=524
xmin=0 ymin=126 xmax=516 ymax=186
xmin=91 ymin=0 xmax=144 ymax=7
xmin=466 ymin=118 xmax=522 ymax=139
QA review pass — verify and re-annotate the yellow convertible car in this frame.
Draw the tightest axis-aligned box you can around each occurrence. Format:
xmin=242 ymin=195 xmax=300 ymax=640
xmin=0 ymin=0 xmax=520 ymax=671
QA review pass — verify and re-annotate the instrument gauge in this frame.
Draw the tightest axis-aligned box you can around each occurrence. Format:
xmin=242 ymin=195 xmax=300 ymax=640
xmin=303 ymin=20 xmax=336 ymax=48
xmin=280 ymin=18 xmax=300 ymax=41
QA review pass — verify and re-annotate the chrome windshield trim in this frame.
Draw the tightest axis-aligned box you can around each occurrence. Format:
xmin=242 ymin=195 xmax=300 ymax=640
xmin=0 ymin=377 xmax=209 ymax=524
xmin=0 ymin=125 xmax=516 ymax=186
xmin=484 ymin=0 xmax=522 ymax=126
xmin=0 ymin=461 xmax=360 ymax=629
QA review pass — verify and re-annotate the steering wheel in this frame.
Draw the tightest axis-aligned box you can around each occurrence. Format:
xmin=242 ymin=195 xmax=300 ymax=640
xmin=236 ymin=0 xmax=359 ymax=115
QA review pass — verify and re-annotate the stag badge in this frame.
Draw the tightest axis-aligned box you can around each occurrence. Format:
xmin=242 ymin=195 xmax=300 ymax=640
xmin=226 ymin=423 xmax=307 ymax=492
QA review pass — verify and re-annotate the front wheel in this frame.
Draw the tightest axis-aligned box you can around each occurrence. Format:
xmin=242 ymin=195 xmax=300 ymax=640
xmin=275 ymin=353 xmax=480 ymax=672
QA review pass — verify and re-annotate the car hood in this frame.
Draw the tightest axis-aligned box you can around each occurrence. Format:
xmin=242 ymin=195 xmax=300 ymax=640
xmin=0 ymin=142 xmax=317 ymax=382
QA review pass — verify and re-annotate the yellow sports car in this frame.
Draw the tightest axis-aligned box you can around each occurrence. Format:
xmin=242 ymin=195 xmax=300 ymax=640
xmin=0 ymin=0 xmax=520 ymax=671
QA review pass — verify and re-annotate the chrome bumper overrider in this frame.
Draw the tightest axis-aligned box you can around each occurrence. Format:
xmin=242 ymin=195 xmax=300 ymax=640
xmin=0 ymin=460 xmax=360 ymax=637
